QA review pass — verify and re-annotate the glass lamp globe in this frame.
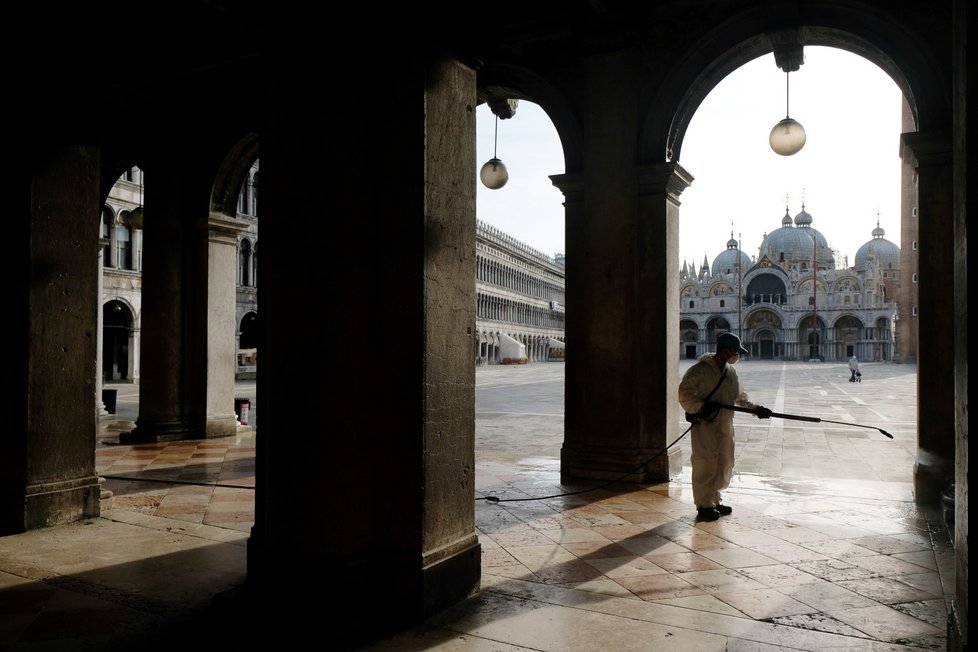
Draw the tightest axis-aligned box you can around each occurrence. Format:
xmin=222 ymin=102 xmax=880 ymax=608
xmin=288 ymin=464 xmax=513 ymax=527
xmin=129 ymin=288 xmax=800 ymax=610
xmin=480 ymin=158 xmax=509 ymax=189
xmin=128 ymin=207 xmax=144 ymax=230
xmin=769 ymin=118 xmax=807 ymax=156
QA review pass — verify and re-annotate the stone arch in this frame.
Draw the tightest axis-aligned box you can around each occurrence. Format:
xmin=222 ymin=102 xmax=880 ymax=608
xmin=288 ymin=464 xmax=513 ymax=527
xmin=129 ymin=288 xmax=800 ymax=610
xmin=639 ymin=4 xmax=950 ymax=164
xmin=750 ymin=326 xmax=781 ymax=360
xmin=211 ymin=133 xmax=260 ymax=217
xmin=477 ymin=62 xmax=584 ymax=172
xmin=704 ymin=316 xmax=732 ymax=351
xmin=102 ymin=299 xmax=137 ymax=382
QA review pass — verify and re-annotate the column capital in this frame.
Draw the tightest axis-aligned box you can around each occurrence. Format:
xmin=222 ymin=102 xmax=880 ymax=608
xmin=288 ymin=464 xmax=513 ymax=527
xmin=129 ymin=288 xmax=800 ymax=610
xmin=901 ymin=129 xmax=953 ymax=167
xmin=637 ymin=162 xmax=694 ymax=200
xmin=549 ymin=172 xmax=585 ymax=203
xmin=208 ymin=212 xmax=251 ymax=244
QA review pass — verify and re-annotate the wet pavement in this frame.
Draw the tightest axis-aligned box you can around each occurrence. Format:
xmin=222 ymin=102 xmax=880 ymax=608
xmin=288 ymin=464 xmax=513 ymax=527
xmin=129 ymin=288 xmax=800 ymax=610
xmin=0 ymin=360 xmax=955 ymax=651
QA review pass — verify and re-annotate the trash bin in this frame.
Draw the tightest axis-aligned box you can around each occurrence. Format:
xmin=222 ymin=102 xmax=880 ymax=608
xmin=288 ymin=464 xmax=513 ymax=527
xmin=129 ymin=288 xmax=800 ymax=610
xmin=102 ymin=389 xmax=118 ymax=415
xmin=234 ymin=398 xmax=251 ymax=425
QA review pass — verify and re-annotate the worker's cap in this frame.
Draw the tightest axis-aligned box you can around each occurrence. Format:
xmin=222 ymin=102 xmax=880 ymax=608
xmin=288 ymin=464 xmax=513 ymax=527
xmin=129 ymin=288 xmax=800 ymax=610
xmin=717 ymin=332 xmax=749 ymax=355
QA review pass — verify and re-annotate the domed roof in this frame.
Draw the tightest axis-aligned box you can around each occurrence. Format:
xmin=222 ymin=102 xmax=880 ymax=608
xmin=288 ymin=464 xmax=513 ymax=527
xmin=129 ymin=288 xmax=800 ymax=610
xmin=855 ymin=221 xmax=900 ymax=272
xmin=760 ymin=206 xmax=815 ymax=264
xmin=790 ymin=203 xmax=835 ymax=268
xmin=710 ymin=230 xmax=752 ymax=275
xmin=794 ymin=206 xmax=812 ymax=227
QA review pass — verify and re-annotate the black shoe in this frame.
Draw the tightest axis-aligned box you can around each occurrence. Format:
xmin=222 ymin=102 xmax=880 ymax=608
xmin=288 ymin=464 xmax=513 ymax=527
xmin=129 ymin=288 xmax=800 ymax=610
xmin=696 ymin=507 xmax=720 ymax=522
xmin=716 ymin=503 xmax=732 ymax=516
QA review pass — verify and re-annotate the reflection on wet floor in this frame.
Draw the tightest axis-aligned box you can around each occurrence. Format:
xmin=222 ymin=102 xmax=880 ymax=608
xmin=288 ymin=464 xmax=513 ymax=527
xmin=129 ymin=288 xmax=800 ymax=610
xmin=2 ymin=360 xmax=955 ymax=651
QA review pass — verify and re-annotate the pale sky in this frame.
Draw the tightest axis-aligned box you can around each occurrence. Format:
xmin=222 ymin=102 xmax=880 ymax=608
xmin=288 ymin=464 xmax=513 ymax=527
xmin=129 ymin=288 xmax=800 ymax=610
xmin=476 ymin=46 xmax=905 ymax=270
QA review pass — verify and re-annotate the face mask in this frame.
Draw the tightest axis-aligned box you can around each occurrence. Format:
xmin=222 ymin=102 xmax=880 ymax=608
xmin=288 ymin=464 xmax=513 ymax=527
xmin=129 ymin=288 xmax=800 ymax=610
xmin=728 ymin=353 xmax=740 ymax=365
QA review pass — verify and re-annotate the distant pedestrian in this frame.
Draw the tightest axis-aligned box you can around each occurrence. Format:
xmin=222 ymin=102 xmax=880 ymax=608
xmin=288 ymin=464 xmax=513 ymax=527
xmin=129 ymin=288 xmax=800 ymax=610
xmin=849 ymin=356 xmax=860 ymax=382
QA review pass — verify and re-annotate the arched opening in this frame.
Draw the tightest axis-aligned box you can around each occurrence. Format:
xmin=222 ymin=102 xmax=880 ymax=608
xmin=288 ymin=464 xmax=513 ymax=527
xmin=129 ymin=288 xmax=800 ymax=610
xmin=102 ymin=300 xmax=133 ymax=381
xmin=678 ymin=46 xmax=905 ymax=363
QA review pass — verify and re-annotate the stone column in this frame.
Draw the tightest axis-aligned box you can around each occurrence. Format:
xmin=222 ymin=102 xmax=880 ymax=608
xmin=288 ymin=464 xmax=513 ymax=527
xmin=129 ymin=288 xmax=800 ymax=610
xmin=902 ymin=129 xmax=954 ymax=504
xmin=556 ymin=46 xmax=679 ymax=484
xmin=97 ymin=241 xmax=108 ymax=416
xmin=555 ymin=162 xmax=690 ymax=484
xmin=130 ymin=327 xmax=141 ymax=382
xmin=636 ymin=163 xmax=693 ymax=479
xmin=247 ymin=47 xmax=480 ymax=638
xmin=2 ymin=145 xmax=101 ymax=534
xmin=205 ymin=213 xmax=247 ymax=438
xmin=122 ymin=154 xmax=203 ymax=443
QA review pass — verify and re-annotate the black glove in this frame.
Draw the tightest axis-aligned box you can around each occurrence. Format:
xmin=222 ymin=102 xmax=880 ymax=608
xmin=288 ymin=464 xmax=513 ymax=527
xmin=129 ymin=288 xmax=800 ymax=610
xmin=755 ymin=405 xmax=773 ymax=419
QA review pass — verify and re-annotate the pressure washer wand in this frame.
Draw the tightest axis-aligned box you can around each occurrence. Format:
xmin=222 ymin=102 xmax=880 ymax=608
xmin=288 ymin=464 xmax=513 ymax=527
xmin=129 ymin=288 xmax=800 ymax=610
xmin=719 ymin=404 xmax=894 ymax=439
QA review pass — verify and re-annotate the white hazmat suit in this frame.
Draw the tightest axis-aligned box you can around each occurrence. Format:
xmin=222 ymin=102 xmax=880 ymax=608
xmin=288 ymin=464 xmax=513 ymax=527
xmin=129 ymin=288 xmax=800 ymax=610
xmin=678 ymin=353 xmax=756 ymax=510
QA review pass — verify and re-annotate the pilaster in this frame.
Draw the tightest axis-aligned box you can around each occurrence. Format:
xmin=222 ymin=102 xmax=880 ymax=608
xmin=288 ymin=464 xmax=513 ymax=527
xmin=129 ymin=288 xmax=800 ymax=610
xmin=555 ymin=162 xmax=692 ymax=483
xmin=901 ymin=129 xmax=954 ymax=504
xmin=206 ymin=212 xmax=249 ymax=438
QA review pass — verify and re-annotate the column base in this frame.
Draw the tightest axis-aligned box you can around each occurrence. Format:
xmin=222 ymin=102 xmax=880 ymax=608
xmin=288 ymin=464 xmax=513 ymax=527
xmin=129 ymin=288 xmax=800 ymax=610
xmin=120 ymin=418 xmax=199 ymax=443
xmin=22 ymin=476 xmax=100 ymax=532
xmin=205 ymin=414 xmax=240 ymax=439
xmin=243 ymin=534 xmax=481 ymax=645
xmin=561 ymin=443 xmax=682 ymax=484
xmin=913 ymin=456 xmax=953 ymax=505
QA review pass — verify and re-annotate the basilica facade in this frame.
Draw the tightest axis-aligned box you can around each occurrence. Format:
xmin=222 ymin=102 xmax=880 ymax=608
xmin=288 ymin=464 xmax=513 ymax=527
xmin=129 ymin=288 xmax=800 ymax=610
xmin=680 ymin=205 xmax=901 ymax=362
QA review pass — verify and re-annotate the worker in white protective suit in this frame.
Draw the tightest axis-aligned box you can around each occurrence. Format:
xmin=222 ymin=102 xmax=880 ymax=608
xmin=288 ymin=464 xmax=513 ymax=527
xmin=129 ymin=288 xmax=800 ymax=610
xmin=678 ymin=332 xmax=772 ymax=521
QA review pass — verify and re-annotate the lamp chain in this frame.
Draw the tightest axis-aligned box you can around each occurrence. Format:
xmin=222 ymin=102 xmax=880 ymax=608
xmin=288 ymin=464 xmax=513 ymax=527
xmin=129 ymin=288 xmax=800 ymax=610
xmin=493 ymin=115 xmax=499 ymax=158
xmin=785 ymin=72 xmax=791 ymax=118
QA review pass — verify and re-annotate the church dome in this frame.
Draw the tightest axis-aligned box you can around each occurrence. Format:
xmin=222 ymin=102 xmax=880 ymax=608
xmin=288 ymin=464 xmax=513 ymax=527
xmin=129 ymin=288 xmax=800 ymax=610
xmin=711 ymin=232 xmax=752 ymax=276
xmin=794 ymin=206 xmax=812 ymax=227
xmin=794 ymin=204 xmax=834 ymax=268
xmin=760 ymin=207 xmax=815 ymax=265
xmin=854 ymin=221 xmax=900 ymax=272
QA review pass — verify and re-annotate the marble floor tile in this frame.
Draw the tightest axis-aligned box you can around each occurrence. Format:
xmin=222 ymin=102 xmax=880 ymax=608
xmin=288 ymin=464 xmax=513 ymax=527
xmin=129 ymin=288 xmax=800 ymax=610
xmin=561 ymin=577 xmax=641 ymax=599
xmin=537 ymin=526 xmax=611 ymax=544
xmin=615 ymin=533 xmax=689 ymax=557
xmin=826 ymin=604 xmax=944 ymax=641
xmin=892 ymin=571 xmax=944 ymax=597
xmin=712 ymin=587 xmax=818 ymax=619
xmin=749 ymin=542 xmax=829 ymax=564
xmin=583 ymin=555 xmax=668 ymax=578
xmin=678 ymin=568 xmax=768 ymax=594
xmin=737 ymin=564 xmax=823 ymax=588
xmin=649 ymin=593 xmax=747 ymax=617
xmin=846 ymin=552 xmax=938 ymax=577
xmin=644 ymin=551 xmax=725 ymax=573
xmin=614 ymin=573 xmax=705 ymax=601
xmin=790 ymin=558 xmax=877 ymax=582
xmin=694 ymin=547 xmax=781 ymax=569
xmin=781 ymin=580 xmax=880 ymax=611
xmin=835 ymin=576 xmax=940 ymax=604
